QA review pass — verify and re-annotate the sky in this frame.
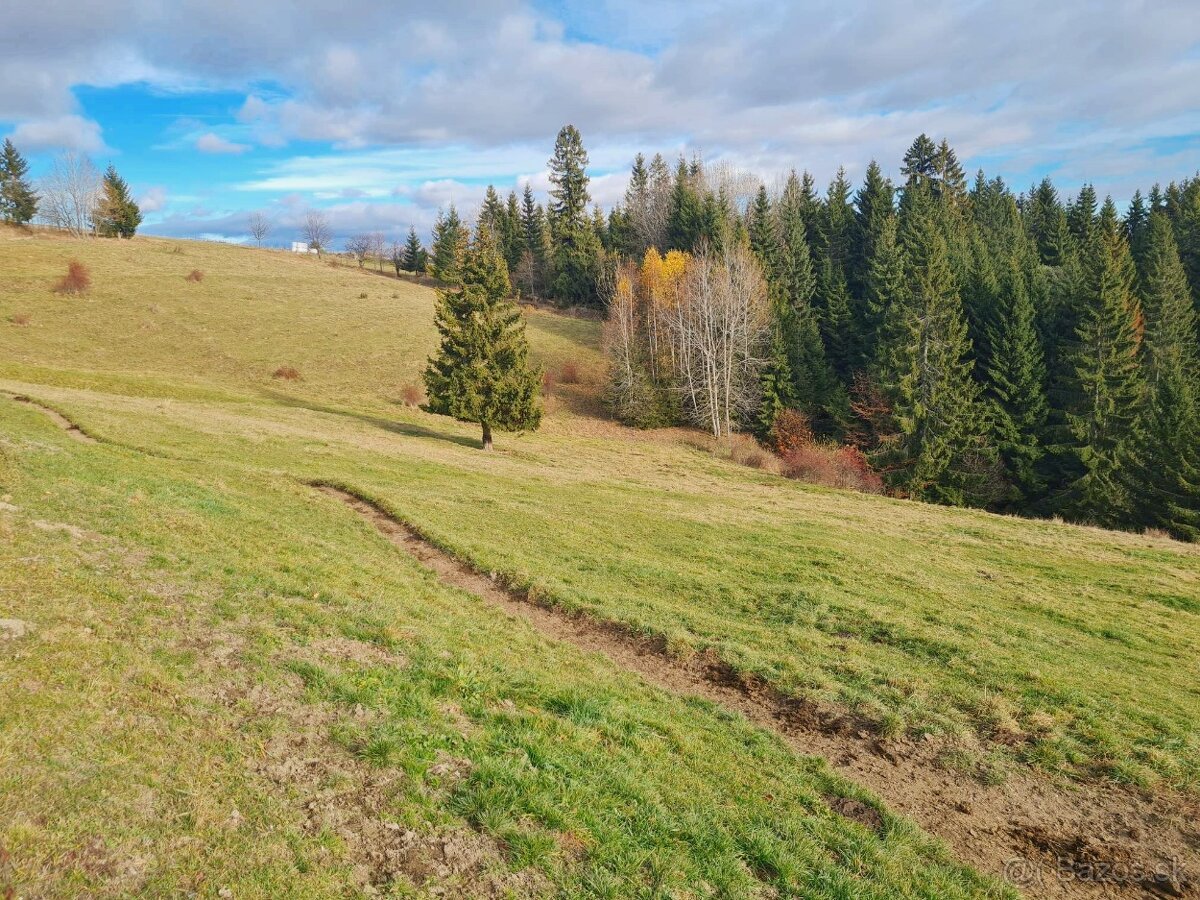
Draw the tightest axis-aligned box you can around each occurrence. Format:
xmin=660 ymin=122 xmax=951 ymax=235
xmin=3 ymin=0 xmax=1199 ymax=246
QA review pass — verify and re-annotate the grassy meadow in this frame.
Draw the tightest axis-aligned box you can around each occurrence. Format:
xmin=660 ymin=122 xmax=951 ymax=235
xmin=2 ymin=229 xmax=1198 ymax=896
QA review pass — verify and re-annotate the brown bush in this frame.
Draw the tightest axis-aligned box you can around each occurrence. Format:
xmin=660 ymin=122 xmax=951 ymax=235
xmin=54 ymin=260 xmax=91 ymax=295
xmin=8 ymin=312 xmax=31 ymax=326
xmin=399 ymin=383 xmax=424 ymax=407
xmin=558 ymin=362 xmax=581 ymax=384
xmin=541 ymin=370 xmax=555 ymax=396
xmin=272 ymin=366 xmax=301 ymax=381
xmin=780 ymin=442 xmax=883 ymax=493
xmin=770 ymin=409 xmax=814 ymax=455
xmin=185 ymin=269 xmax=204 ymax=282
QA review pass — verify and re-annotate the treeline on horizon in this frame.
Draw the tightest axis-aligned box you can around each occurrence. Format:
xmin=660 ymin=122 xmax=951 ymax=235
xmin=424 ymin=127 xmax=1200 ymax=540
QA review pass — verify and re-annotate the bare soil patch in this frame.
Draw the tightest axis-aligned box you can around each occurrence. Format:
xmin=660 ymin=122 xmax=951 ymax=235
xmin=317 ymin=483 xmax=1200 ymax=899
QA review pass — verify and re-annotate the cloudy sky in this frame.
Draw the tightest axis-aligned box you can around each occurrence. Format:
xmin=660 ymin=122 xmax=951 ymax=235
xmin=3 ymin=0 xmax=1199 ymax=245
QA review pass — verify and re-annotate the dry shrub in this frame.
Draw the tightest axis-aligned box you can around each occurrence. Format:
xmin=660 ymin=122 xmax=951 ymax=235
xmin=770 ymin=409 xmax=814 ymax=455
xmin=681 ymin=431 xmax=782 ymax=475
xmin=541 ymin=370 xmax=555 ymax=396
xmin=185 ymin=269 xmax=204 ymax=282
xmin=9 ymin=312 xmax=31 ymax=326
xmin=170 ymin=245 xmax=185 ymax=255
xmin=358 ymin=292 xmax=368 ymax=299
xmin=727 ymin=434 xmax=778 ymax=472
xmin=558 ymin=362 xmax=581 ymax=384
xmin=54 ymin=260 xmax=91 ymax=295
xmin=327 ymin=260 xmax=340 ymax=268
xmin=780 ymin=443 xmax=883 ymax=493
xmin=399 ymin=383 xmax=424 ymax=407
xmin=272 ymin=366 xmax=302 ymax=381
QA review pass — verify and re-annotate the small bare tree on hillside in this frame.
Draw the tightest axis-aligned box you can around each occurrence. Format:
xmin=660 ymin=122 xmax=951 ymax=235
xmin=39 ymin=151 xmax=101 ymax=237
xmin=248 ymin=211 xmax=271 ymax=246
xmin=368 ymin=231 xmax=387 ymax=272
xmin=302 ymin=210 xmax=332 ymax=255
xmin=345 ymin=233 xmax=371 ymax=267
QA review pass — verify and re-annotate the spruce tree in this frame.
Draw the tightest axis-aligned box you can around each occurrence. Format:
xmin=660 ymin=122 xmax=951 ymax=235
xmin=424 ymin=228 xmax=542 ymax=450
xmin=95 ymin=164 xmax=141 ymax=238
xmin=1131 ymin=212 xmax=1200 ymax=538
xmin=1067 ymin=184 xmax=1098 ymax=249
xmin=777 ymin=186 xmax=842 ymax=429
xmin=428 ymin=205 xmax=468 ymax=283
xmin=402 ymin=226 xmax=425 ymax=273
xmin=1056 ymin=200 xmax=1145 ymax=526
xmin=0 ymin=139 xmax=38 ymax=225
xmin=850 ymin=161 xmax=895 ymax=311
xmin=547 ymin=125 xmax=591 ymax=236
xmin=666 ymin=159 xmax=704 ymax=251
xmin=876 ymin=184 xmax=993 ymax=506
xmin=1026 ymin=178 xmax=1072 ymax=268
xmin=985 ymin=254 xmax=1050 ymax=504
xmin=501 ymin=191 xmax=524 ymax=273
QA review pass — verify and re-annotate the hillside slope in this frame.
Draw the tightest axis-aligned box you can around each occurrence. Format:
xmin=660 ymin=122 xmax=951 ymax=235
xmin=2 ymin=231 xmax=1197 ymax=897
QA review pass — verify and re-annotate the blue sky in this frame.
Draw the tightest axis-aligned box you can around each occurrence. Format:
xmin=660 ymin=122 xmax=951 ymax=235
xmin=3 ymin=0 xmax=1199 ymax=246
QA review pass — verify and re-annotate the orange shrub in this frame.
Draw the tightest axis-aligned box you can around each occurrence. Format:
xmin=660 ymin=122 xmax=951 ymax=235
xmin=770 ymin=409 xmax=814 ymax=455
xmin=780 ymin=442 xmax=883 ymax=493
xmin=54 ymin=261 xmax=91 ymax=295
xmin=559 ymin=362 xmax=581 ymax=384
xmin=399 ymin=383 xmax=424 ymax=407
xmin=541 ymin=370 xmax=555 ymax=395
xmin=185 ymin=269 xmax=204 ymax=282
xmin=9 ymin=312 xmax=31 ymax=326
xmin=272 ymin=366 xmax=301 ymax=381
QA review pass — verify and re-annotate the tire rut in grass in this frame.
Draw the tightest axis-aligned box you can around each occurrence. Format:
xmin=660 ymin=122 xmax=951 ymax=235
xmin=7 ymin=394 xmax=98 ymax=444
xmin=316 ymin=483 xmax=1199 ymax=899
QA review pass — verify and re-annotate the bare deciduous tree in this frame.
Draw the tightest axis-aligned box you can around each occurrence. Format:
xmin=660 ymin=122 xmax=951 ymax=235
xmin=345 ymin=233 xmax=371 ymax=267
xmin=302 ymin=211 xmax=332 ymax=255
xmin=248 ymin=211 xmax=271 ymax=246
xmin=39 ymin=151 xmax=101 ymax=237
xmin=665 ymin=243 xmax=771 ymax=437
xmin=368 ymin=231 xmax=387 ymax=272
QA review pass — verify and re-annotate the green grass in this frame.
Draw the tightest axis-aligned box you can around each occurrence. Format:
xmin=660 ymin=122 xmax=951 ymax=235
xmin=2 ymin=230 xmax=1198 ymax=893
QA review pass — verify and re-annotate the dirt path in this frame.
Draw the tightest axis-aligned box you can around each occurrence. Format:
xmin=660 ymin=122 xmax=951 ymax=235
xmin=317 ymin=485 xmax=1198 ymax=899
xmin=8 ymin=394 xmax=98 ymax=444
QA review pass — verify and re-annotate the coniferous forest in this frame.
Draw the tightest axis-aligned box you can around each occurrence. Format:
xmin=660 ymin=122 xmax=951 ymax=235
xmin=428 ymin=127 xmax=1200 ymax=539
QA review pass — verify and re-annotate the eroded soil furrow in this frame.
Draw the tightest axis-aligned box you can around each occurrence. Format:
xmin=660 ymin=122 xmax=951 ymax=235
xmin=317 ymin=483 xmax=1199 ymax=900
xmin=8 ymin=394 xmax=99 ymax=444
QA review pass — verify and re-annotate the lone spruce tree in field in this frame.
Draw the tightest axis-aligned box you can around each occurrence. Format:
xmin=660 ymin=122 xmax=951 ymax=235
xmin=95 ymin=164 xmax=142 ymax=238
xmin=0 ymin=139 xmax=38 ymax=225
xmin=423 ymin=228 xmax=542 ymax=450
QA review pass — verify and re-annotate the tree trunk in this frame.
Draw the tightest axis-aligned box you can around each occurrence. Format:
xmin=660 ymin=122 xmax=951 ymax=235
xmin=481 ymin=421 xmax=493 ymax=451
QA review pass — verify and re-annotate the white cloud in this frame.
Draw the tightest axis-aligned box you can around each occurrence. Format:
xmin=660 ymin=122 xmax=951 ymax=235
xmin=195 ymin=133 xmax=251 ymax=154
xmin=138 ymin=185 xmax=168 ymax=212
xmin=7 ymin=115 xmax=107 ymax=153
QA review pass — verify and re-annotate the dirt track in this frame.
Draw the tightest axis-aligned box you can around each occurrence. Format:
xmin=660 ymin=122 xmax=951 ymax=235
xmin=317 ymin=483 xmax=1198 ymax=899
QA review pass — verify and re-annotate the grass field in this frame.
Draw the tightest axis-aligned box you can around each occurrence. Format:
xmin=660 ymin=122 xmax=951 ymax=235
xmin=2 ymin=229 xmax=1198 ymax=896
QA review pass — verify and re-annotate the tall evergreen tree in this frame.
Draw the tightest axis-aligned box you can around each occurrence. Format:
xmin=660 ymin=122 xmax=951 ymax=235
xmin=777 ymin=184 xmax=843 ymax=429
xmin=1067 ymin=184 xmax=1098 ymax=248
xmin=0 ymin=139 xmax=38 ymax=225
xmin=95 ymin=164 xmax=141 ymax=238
xmin=850 ymin=161 xmax=895 ymax=309
xmin=1055 ymin=199 xmax=1145 ymax=526
xmin=501 ymin=190 xmax=524 ymax=272
xmin=401 ymin=226 xmax=425 ymax=273
xmin=547 ymin=125 xmax=591 ymax=236
xmin=985 ymin=254 xmax=1050 ymax=504
xmin=1026 ymin=178 xmax=1073 ymax=268
xmin=876 ymin=184 xmax=994 ymax=506
xmin=428 ymin=205 xmax=468 ymax=283
xmin=666 ymin=159 xmax=704 ymax=251
xmin=424 ymin=228 xmax=541 ymax=450
xmin=1125 ymin=189 xmax=1150 ymax=274
xmin=1130 ymin=212 xmax=1200 ymax=538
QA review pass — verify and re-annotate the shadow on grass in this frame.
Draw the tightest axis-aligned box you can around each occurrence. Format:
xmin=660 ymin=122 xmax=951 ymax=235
xmin=258 ymin=389 xmax=484 ymax=450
